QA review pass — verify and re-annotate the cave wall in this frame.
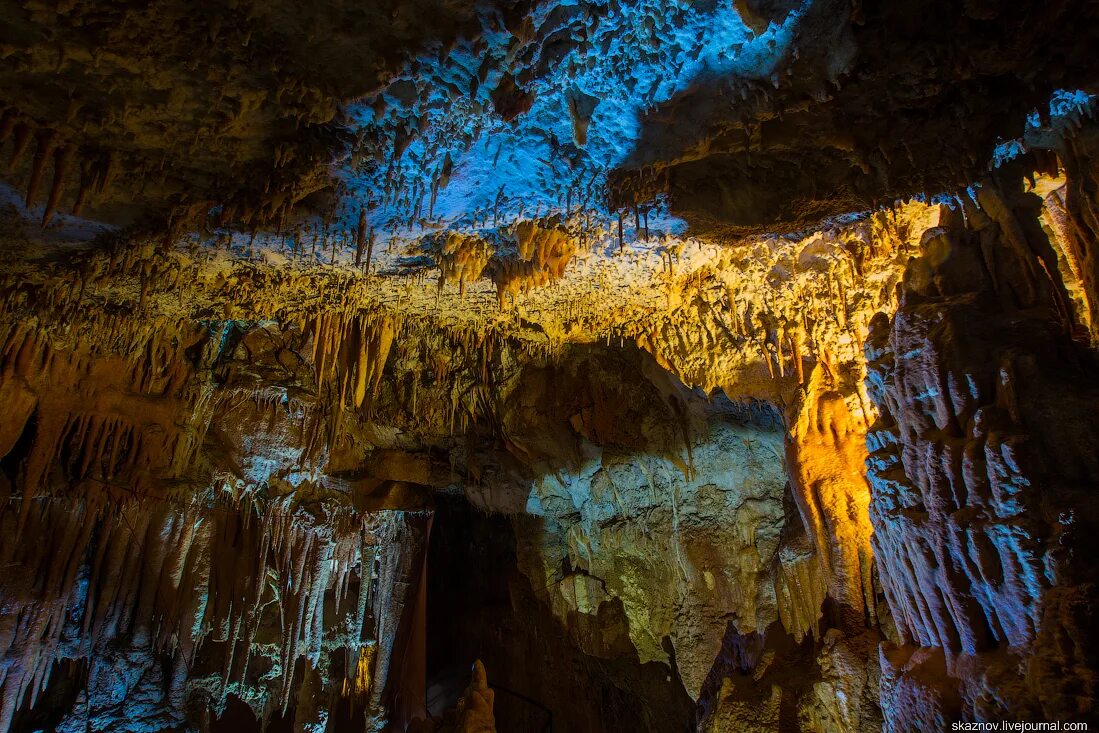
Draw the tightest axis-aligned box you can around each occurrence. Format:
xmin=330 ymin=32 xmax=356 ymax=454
xmin=4 ymin=119 xmax=1099 ymax=733
xmin=0 ymin=215 xmax=905 ymax=732
xmin=865 ymin=178 xmax=1099 ymax=726
xmin=0 ymin=179 xmax=913 ymax=731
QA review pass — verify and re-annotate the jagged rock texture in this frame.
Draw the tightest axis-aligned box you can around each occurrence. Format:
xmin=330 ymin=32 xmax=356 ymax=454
xmin=0 ymin=492 xmax=388 ymax=733
xmin=865 ymin=182 xmax=1099 ymax=726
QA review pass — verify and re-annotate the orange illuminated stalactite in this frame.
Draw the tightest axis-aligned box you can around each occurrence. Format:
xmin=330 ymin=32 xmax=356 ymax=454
xmin=344 ymin=645 xmax=376 ymax=697
xmin=786 ymin=365 xmax=875 ymax=631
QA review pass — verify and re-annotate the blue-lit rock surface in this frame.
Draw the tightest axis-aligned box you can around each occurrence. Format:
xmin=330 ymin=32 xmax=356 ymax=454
xmin=865 ymin=181 xmax=1099 ymax=728
xmin=338 ymin=0 xmax=797 ymax=242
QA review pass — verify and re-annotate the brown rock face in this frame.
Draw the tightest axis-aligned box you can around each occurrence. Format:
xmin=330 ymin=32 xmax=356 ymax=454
xmin=0 ymin=0 xmax=499 ymax=225
xmin=865 ymin=180 xmax=1099 ymax=726
xmin=611 ymin=1 xmax=1099 ymax=234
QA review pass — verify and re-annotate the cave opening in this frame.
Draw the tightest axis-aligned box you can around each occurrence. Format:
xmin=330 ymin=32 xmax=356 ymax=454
xmin=426 ymin=493 xmax=697 ymax=732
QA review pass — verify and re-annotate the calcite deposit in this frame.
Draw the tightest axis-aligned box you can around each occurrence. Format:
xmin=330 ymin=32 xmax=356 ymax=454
xmin=866 ymin=178 xmax=1099 ymax=727
xmin=1 ymin=0 xmax=1099 ymax=731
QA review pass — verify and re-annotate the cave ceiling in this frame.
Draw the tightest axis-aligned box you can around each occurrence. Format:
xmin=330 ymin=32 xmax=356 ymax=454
xmin=3 ymin=0 xmax=1097 ymax=238
xmin=0 ymin=0 xmax=507 ymax=224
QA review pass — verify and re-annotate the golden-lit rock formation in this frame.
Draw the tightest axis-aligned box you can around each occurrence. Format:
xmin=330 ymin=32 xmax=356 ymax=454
xmin=0 ymin=186 xmax=971 ymax=731
xmin=786 ymin=365 xmax=875 ymax=631
xmin=5 ymin=155 xmax=1099 ymax=729
xmin=430 ymin=234 xmax=494 ymax=297
xmin=0 ymin=188 xmax=900 ymax=729
xmin=488 ymin=221 xmax=578 ymax=309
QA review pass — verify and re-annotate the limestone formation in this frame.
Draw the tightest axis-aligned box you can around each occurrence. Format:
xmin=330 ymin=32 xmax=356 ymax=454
xmin=866 ymin=180 xmax=1099 ymax=727
xmin=1 ymin=1 xmax=1099 ymax=731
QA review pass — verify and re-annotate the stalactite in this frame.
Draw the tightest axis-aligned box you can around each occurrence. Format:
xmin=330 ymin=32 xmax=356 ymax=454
xmin=307 ymin=312 xmax=396 ymax=413
xmin=355 ymin=207 xmax=367 ymax=268
xmin=0 ymin=492 xmax=391 ymax=733
xmin=429 ymin=232 xmax=493 ymax=296
xmin=41 ymin=144 xmax=74 ymax=226
xmin=24 ymin=129 xmax=56 ymax=208
xmin=6 ymin=123 xmax=32 ymax=173
xmin=487 ymin=221 xmax=577 ymax=310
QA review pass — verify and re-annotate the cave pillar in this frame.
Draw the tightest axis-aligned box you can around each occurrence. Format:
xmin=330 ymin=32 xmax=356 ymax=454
xmin=785 ymin=364 xmax=876 ymax=633
xmin=366 ymin=511 xmax=433 ymax=732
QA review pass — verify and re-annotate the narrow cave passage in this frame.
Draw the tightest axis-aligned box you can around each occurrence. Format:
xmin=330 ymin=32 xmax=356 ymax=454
xmin=426 ymin=494 xmax=696 ymax=732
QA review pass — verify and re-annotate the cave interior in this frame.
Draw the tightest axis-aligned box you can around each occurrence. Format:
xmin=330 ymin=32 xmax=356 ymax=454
xmin=1 ymin=0 xmax=1099 ymax=731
